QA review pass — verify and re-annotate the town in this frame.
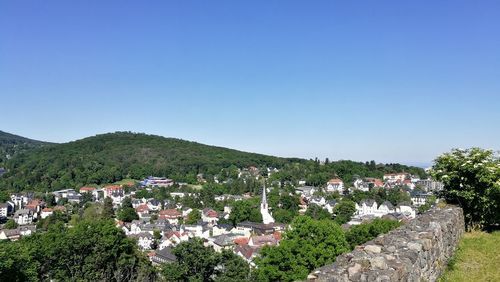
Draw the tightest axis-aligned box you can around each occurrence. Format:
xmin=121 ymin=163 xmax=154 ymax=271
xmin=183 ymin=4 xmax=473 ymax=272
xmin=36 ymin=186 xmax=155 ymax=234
xmin=0 ymin=168 xmax=443 ymax=267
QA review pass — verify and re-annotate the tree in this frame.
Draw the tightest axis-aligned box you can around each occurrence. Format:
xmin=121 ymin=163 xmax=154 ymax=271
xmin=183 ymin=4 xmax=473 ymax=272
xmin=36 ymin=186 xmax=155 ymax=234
xmin=305 ymin=204 xmax=331 ymax=220
xmin=1 ymin=219 xmax=156 ymax=281
xmin=4 ymin=219 xmax=18 ymax=229
xmin=152 ymin=229 xmax=162 ymax=250
xmin=161 ymin=238 xmax=250 ymax=281
xmin=386 ymin=187 xmax=411 ymax=206
xmin=102 ymin=197 xmax=114 ymax=219
xmin=0 ymin=191 xmax=9 ymax=203
xmin=216 ymin=249 xmax=251 ymax=282
xmin=162 ymin=238 xmax=217 ymax=281
xmin=432 ymin=148 xmax=500 ymax=229
xmin=117 ymin=197 xmax=139 ymax=222
xmin=185 ymin=209 xmax=201 ymax=225
xmin=228 ymin=199 xmax=262 ymax=226
xmin=333 ymin=200 xmax=356 ymax=224
xmin=345 ymin=219 xmax=401 ymax=249
xmin=254 ymin=216 xmax=349 ymax=281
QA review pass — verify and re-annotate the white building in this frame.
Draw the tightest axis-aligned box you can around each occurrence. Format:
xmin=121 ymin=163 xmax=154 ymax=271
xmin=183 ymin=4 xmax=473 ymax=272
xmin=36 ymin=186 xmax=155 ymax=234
xmin=260 ymin=186 xmax=274 ymax=224
xmin=0 ymin=203 xmax=9 ymax=217
xmin=14 ymin=209 xmax=34 ymax=225
xmin=40 ymin=208 xmax=54 ymax=219
xmin=326 ymin=178 xmax=344 ymax=193
xmin=383 ymin=173 xmax=410 ymax=183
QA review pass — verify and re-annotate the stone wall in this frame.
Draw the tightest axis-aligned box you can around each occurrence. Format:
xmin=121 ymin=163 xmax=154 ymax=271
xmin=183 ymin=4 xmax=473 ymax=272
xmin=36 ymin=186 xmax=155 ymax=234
xmin=308 ymin=206 xmax=464 ymax=282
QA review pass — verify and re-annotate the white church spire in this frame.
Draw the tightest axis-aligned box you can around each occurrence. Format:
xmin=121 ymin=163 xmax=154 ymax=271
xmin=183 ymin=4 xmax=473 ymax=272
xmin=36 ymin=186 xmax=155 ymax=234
xmin=260 ymin=183 xmax=275 ymax=224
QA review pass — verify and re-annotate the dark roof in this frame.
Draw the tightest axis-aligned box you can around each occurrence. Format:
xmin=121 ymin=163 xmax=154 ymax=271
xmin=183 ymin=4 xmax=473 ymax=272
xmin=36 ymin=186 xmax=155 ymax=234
xmin=380 ymin=201 xmax=394 ymax=210
xmin=155 ymin=247 xmax=176 ymax=262
xmin=360 ymin=199 xmax=377 ymax=206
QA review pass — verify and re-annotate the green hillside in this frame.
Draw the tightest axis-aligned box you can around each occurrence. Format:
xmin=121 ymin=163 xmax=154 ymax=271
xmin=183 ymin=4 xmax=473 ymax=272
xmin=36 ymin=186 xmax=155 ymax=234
xmin=0 ymin=132 xmax=303 ymax=191
xmin=0 ymin=130 xmax=52 ymax=167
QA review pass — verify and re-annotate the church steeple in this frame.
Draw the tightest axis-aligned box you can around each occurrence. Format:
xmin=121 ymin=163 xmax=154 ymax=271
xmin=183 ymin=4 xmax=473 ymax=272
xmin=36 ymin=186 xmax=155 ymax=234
xmin=261 ymin=183 xmax=268 ymax=209
xmin=260 ymin=182 xmax=274 ymax=224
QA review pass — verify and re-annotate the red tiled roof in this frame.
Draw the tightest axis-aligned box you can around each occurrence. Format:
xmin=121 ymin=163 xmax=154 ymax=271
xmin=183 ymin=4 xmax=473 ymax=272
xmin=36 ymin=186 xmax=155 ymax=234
xmin=204 ymin=209 xmax=218 ymax=218
xmin=233 ymin=237 xmax=249 ymax=245
xmin=42 ymin=208 xmax=53 ymax=212
xmin=235 ymin=245 xmax=258 ymax=260
xmin=159 ymin=209 xmax=181 ymax=218
xmin=135 ymin=204 xmax=150 ymax=213
xmin=80 ymin=186 xmax=96 ymax=192
xmin=104 ymin=185 xmax=122 ymax=190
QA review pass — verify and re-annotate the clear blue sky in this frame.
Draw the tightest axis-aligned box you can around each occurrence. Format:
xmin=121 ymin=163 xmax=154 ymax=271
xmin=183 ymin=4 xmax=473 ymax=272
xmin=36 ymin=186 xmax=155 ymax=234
xmin=1 ymin=1 xmax=499 ymax=165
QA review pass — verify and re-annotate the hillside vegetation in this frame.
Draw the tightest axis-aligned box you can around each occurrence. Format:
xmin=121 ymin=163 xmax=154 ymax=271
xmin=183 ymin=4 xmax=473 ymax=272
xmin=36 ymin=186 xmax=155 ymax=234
xmin=0 ymin=130 xmax=52 ymax=167
xmin=0 ymin=132 xmax=303 ymax=191
xmin=0 ymin=131 xmax=426 ymax=193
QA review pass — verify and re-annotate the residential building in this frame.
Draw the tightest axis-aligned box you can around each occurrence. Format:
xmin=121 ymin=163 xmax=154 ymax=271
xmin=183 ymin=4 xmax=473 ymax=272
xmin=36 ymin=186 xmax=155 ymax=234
xmin=326 ymin=178 xmax=344 ymax=193
xmin=14 ymin=209 xmax=34 ymax=225
xmin=150 ymin=247 xmax=176 ymax=265
xmin=40 ymin=208 xmax=54 ymax=219
xmin=383 ymin=173 xmax=410 ymax=183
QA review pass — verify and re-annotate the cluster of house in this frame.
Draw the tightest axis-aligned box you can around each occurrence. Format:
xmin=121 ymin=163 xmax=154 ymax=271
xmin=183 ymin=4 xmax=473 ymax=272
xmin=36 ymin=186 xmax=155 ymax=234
xmin=324 ymin=173 xmax=443 ymax=194
xmin=0 ymin=193 xmax=68 ymax=240
xmin=0 ymin=171 xmax=443 ymax=266
xmin=122 ymin=186 xmax=283 ymax=266
xmin=350 ymin=199 xmax=416 ymax=224
xmin=123 ymin=218 xmax=284 ymax=266
xmin=294 ymin=173 xmax=443 ymax=226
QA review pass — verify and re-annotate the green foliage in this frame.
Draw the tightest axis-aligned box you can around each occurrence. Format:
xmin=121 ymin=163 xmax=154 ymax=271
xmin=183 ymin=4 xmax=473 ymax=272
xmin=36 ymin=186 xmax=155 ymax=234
xmin=0 ymin=132 xmax=300 ymax=191
xmin=0 ymin=240 xmax=39 ymax=282
xmin=228 ymin=199 xmax=263 ymax=226
xmin=162 ymin=238 xmax=250 ymax=282
xmin=4 ymin=219 xmax=18 ymax=229
xmin=272 ymin=208 xmax=297 ymax=224
xmin=432 ymin=148 xmax=500 ymax=229
xmin=418 ymin=196 xmax=437 ymax=214
xmin=102 ymin=197 xmax=115 ymax=219
xmin=254 ymin=216 xmax=349 ymax=282
xmin=345 ymin=219 xmax=401 ymax=249
xmin=0 ymin=219 xmax=156 ymax=281
xmin=333 ymin=200 xmax=356 ymax=224
xmin=346 ymin=187 xmax=410 ymax=206
xmin=270 ymin=160 xmax=426 ymax=188
xmin=186 ymin=209 xmax=201 ymax=225
xmin=36 ymin=211 xmax=69 ymax=231
xmin=305 ymin=204 xmax=331 ymax=220
xmin=0 ymin=191 xmax=10 ymax=203
xmin=117 ymin=197 xmax=138 ymax=222
xmin=0 ymin=130 xmax=52 ymax=167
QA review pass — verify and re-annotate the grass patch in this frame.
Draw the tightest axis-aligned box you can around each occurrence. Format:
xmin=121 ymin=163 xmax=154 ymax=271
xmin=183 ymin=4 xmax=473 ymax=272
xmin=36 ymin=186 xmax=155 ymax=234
xmin=114 ymin=178 xmax=139 ymax=185
xmin=439 ymin=231 xmax=500 ymax=282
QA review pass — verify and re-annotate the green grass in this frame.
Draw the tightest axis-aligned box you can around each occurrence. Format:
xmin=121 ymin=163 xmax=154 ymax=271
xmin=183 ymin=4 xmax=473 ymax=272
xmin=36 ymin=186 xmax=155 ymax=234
xmin=439 ymin=231 xmax=500 ymax=282
xmin=113 ymin=178 xmax=139 ymax=185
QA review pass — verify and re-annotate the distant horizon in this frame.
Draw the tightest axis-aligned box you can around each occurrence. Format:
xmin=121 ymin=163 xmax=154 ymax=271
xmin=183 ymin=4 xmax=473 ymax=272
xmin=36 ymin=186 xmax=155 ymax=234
xmin=2 ymin=1 xmax=499 ymax=165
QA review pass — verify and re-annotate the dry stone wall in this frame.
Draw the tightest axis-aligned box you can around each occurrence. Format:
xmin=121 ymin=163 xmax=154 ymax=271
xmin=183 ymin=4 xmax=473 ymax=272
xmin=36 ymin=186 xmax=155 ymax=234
xmin=308 ymin=206 xmax=464 ymax=282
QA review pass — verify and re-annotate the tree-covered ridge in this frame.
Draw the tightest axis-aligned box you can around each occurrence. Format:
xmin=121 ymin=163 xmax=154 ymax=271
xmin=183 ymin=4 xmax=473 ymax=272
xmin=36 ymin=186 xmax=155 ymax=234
xmin=270 ymin=159 xmax=427 ymax=186
xmin=0 ymin=130 xmax=53 ymax=167
xmin=0 ymin=131 xmax=426 ymax=192
xmin=0 ymin=132 xmax=303 ymax=191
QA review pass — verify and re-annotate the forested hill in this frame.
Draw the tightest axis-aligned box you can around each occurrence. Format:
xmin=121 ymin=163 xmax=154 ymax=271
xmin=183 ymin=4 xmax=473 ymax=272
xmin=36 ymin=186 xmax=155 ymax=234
xmin=0 ymin=132 xmax=304 ymax=191
xmin=0 ymin=130 xmax=53 ymax=167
